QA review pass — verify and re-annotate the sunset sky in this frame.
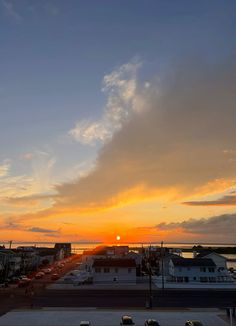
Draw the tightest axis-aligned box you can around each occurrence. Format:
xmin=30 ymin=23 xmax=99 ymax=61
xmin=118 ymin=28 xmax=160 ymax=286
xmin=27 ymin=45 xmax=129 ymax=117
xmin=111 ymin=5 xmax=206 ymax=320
xmin=1 ymin=0 xmax=236 ymax=244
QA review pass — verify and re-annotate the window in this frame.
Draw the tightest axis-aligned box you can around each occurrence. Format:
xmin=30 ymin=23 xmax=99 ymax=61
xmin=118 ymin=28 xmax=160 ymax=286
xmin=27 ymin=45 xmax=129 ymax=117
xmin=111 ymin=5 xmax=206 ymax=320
xmin=193 ymin=277 xmax=197 ymax=281
xmin=208 ymin=267 xmax=215 ymax=272
xmin=115 ymin=268 xmax=119 ymax=273
xmin=200 ymin=267 xmax=206 ymax=272
xmin=104 ymin=267 xmax=110 ymax=273
xmin=95 ymin=268 xmax=101 ymax=273
xmin=200 ymin=277 xmax=208 ymax=282
xmin=209 ymin=277 xmax=216 ymax=282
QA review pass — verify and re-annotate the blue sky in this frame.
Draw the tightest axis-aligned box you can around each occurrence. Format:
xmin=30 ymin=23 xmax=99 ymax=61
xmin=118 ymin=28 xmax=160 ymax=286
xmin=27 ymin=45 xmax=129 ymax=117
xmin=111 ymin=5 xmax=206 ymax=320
xmin=1 ymin=0 xmax=236 ymax=242
xmin=1 ymin=0 xmax=235 ymax=163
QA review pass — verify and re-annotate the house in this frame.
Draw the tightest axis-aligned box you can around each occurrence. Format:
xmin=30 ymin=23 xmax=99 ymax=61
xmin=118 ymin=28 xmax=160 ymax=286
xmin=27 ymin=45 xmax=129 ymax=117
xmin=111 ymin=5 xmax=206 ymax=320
xmin=81 ymin=246 xmax=131 ymax=272
xmin=92 ymin=258 xmax=136 ymax=283
xmin=125 ymin=251 xmax=142 ymax=276
xmin=160 ymin=253 xmax=182 ymax=277
xmin=0 ymin=249 xmax=21 ymax=281
xmin=169 ymin=257 xmax=233 ymax=283
xmin=195 ymin=251 xmax=228 ymax=272
xmin=15 ymin=246 xmax=40 ymax=272
xmin=81 ymin=247 xmax=108 ymax=272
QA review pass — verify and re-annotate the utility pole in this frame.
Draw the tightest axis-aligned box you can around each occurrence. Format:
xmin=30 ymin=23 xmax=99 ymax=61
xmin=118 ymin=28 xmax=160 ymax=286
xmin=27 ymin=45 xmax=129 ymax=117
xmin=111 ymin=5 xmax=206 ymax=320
xmin=161 ymin=241 xmax=165 ymax=290
xmin=9 ymin=240 xmax=12 ymax=249
xmin=148 ymin=245 xmax=152 ymax=308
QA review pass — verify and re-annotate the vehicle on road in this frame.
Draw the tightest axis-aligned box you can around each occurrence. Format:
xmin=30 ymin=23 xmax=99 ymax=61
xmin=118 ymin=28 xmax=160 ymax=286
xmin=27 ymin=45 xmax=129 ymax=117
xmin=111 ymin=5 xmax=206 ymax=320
xmin=51 ymin=273 xmax=59 ymax=280
xmin=80 ymin=321 xmax=90 ymax=326
xmin=35 ymin=272 xmax=45 ymax=279
xmin=145 ymin=319 xmax=160 ymax=326
xmin=185 ymin=321 xmax=203 ymax=326
xmin=42 ymin=268 xmax=52 ymax=274
xmin=120 ymin=315 xmax=135 ymax=325
xmin=18 ymin=277 xmax=31 ymax=287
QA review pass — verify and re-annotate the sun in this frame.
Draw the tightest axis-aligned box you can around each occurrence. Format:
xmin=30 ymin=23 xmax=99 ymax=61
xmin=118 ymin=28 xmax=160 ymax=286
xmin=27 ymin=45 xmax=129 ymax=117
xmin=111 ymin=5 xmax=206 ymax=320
xmin=116 ymin=235 xmax=121 ymax=241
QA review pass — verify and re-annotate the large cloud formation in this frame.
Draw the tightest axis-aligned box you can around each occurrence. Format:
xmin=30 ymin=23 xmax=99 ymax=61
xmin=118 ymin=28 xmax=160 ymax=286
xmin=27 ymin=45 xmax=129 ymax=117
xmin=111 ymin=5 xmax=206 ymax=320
xmin=155 ymin=213 xmax=236 ymax=242
xmin=55 ymin=57 xmax=236 ymax=210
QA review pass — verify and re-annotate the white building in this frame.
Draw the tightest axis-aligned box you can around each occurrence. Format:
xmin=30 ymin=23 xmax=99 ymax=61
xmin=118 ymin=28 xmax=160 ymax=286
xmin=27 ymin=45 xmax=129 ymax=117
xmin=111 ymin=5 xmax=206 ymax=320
xmin=196 ymin=251 xmax=228 ymax=271
xmin=169 ymin=257 xmax=233 ymax=283
xmin=81 ymin=246 xmax=130 ymax=272
xmin=92 ymin=258 xmax=136 ymax=283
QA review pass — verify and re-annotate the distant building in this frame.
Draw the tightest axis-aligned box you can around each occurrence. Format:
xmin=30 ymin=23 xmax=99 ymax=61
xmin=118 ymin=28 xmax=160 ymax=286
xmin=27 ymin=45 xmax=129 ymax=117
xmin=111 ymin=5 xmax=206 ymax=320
xmin=35 ymin=248 xmax=57 ymax=265
xmin=54 ymin=243 xmax=71 ymax=257
xmin=92 ymin=258 xmax=136 ymax=283
xmin=169 ymin=257 xmax=233 ymax=283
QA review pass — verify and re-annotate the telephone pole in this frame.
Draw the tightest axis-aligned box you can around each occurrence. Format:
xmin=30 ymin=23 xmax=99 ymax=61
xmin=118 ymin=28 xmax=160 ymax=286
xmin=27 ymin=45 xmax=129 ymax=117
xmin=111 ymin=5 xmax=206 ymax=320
xmin=161 ymin=241 xmax=165 ymax=290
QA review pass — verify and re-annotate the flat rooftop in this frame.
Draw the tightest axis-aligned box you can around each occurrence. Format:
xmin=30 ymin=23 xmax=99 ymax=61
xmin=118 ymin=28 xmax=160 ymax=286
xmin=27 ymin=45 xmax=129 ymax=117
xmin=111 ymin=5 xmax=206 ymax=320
xmin=0 ymin=309 xmax=229 ymax=326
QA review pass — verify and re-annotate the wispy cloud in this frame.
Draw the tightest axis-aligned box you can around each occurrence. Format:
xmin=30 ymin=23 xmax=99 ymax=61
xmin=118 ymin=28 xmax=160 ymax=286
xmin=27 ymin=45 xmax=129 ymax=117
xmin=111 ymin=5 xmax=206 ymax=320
xmin=183 ymin=194 xmax=236 ymax=206
xmin=28 ymin=227 xmax=57 ymax=233
xmin=69 ymin=59 xmax=142 ymax=145
xmin=0 ymin=151 xmax=56 ymax=214
xmin=0 ymin=160 xmax=11 ymax=178
xmin=2 ymin=0 xmax=22 ymax=22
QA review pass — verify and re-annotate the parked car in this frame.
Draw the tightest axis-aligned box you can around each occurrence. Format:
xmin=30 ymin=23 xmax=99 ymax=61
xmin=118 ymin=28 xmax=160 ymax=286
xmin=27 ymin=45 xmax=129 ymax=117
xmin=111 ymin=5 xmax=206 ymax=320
xmin=185 ymin=321 xmax=203 ymax=326
xmin=0 ymin=283 xmax=8 ymax=288
xmin=35 ymin=272 xmax=45 ymax=279
xmin=42 ymin=268 xmax=52 ymax=274
xmin=80 ymin=321 xmax=90 ymax=326
xmin=51 ymin=273 xmax=59 ymax=280
xmin=18 ymin=277 xmax=31 ymax=287
xmin=145 ymin=319 xmax=160 ymax=326
xmin=120 ymin=316 xmax=135 ymax=325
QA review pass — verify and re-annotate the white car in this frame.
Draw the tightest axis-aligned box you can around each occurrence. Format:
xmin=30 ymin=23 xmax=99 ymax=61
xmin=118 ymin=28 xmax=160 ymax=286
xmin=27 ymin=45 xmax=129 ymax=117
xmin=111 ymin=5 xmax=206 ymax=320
xmin=80 ymin=321 xmax=90 ymax=326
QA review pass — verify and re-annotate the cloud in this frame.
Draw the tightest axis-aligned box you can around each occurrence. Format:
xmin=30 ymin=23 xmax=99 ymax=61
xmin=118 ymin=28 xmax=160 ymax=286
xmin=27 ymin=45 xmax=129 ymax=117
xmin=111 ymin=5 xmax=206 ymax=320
xmin=28 ymin=227 xmax=57 ymax=233
xmin=2 ymin=0 xmax=22 ymax=22
xmin=183 ymin=194 xmax=236 ymax=206
xmin=69 ymin=59 xmax=142 ymax=145
xmin=0 ymin=219 xmax=21 ymax=230
xmin=55 ymin=57 xmax=236 ymax=211
xmin=0 ymin=151 xmax=56 ymax=215
xmin=155 ymin=214 xmax=236 ymax=238
xmin=0 ymin=160 xmax=11 ymax=178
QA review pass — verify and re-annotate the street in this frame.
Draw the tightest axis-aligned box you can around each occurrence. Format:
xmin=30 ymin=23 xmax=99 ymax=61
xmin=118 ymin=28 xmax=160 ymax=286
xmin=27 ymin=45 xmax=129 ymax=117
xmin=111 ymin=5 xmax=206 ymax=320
xmin=32 ymin=288 xmax=236 ymax=308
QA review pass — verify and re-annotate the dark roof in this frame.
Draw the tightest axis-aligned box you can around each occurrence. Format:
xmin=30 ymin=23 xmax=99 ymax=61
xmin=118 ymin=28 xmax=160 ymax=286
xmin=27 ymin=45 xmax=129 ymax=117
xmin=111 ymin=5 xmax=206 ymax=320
xmin=93 ymin=258 xmax=136 ymax=268
xmin=171 ymin=258 xmax=216 ymax=267
xmin=0 ymin=249 xmax=15 ymax=255
xmin=36 ymin=248 xmax=56 ymax=256
xmin=195 ymin=250 xmax=213 ymax=258
xmin=83 ymin=249 xmax=107 ymax=256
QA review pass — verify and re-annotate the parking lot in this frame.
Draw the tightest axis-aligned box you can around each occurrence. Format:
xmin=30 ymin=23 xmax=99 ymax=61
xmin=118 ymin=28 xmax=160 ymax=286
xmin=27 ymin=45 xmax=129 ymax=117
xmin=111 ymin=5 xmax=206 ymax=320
xmin=0 ymin=309 xmax=229 ymax=326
